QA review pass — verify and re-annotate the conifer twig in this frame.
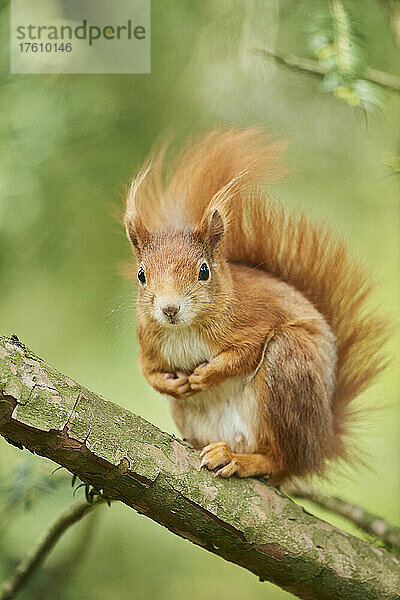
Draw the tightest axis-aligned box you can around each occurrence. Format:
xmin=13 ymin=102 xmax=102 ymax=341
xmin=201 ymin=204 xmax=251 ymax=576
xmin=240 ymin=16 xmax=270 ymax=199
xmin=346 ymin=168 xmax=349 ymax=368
xmin=251 ymin=47 xmax=400 ymax=92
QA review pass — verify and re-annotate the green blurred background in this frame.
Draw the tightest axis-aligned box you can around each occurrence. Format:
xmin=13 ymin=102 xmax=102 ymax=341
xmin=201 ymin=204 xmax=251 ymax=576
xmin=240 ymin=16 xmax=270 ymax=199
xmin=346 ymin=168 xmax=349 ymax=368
xmin=0 ymin=1 xmax=399 ymax=598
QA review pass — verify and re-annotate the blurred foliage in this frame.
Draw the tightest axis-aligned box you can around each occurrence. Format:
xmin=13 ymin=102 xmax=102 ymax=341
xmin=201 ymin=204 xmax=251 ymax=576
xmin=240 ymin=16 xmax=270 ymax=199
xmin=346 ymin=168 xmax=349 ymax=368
xmin=0 ymin=454 xmax=65 ymax=516
xmin=0 ymin=1 xmax=399 ymax=599
xmin=308 ymin=0 xmax=384 ymax=110
xmin=383 ymin=150 xmax=400 ymax=176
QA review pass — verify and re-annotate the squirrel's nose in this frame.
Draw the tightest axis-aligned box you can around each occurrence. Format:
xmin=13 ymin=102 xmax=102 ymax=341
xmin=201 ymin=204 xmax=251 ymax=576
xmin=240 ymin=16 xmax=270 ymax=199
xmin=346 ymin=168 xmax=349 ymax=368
xmin=162 ymin=304 xmax=180 ymax=317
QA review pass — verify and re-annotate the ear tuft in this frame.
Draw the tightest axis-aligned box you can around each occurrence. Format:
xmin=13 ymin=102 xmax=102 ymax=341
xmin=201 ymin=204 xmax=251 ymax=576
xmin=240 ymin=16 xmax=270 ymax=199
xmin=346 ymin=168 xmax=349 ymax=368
xmin=124 ymin=213 xmax=150 ymax=256
xmin=124 ymin=168 xmax=152 ymax=256
xmin=208 ymin=210 xmax=224 ymax=249
xmin=195 ymin=208 xmax=225 ymax=253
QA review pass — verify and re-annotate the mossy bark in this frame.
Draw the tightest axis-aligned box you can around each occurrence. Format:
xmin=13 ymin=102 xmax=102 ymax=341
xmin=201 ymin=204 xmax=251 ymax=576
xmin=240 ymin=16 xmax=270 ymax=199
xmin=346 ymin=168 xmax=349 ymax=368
xmin=0 ymin=335 xmax=399 ymax=600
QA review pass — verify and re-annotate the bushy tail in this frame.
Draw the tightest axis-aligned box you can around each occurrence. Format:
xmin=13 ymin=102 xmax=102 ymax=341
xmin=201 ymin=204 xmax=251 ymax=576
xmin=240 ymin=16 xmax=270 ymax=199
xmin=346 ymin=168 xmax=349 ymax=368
xmin=131 ymin=128 xmax=389 ymax=463
xmin=129 ymin=128 xmax=286 ymax=231
xmin=228 ymin=195 xmax=388 ymax=463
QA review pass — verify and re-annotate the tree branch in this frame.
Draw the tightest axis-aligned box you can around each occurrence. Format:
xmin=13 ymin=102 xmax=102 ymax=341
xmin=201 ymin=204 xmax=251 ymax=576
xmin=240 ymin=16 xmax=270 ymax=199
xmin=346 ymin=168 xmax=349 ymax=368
xmin=251 ymin=47 xmax=400 ymax=92
xmin=0 ymin=335 xmax=399 ymax=600
xmin=0 ymin=499 xmax=103 ymax=600
xmin=286 ymin=485 xmax=400 ymax=552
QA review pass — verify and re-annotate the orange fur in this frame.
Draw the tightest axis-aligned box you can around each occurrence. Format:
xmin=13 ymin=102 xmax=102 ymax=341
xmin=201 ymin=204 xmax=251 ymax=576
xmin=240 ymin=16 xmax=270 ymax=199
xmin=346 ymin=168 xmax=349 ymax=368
xmin=124 ymin=128 xmax=388 ymax=483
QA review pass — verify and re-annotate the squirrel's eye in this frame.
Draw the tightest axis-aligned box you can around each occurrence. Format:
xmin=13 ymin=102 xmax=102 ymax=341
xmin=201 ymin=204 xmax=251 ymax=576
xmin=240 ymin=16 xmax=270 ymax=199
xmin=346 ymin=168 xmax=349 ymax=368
xmin=138 ymin=267 xmax=146 ymax=284
xmin=198 ymin=262 xmax=210 ymax=281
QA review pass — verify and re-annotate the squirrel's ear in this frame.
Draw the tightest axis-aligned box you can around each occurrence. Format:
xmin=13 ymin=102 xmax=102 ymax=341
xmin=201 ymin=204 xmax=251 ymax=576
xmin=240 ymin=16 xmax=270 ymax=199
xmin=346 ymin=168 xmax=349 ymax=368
xmin=125 ymin=169 xmax=151 ymax=256
xmin=124 ymin=213 xmax=150 ymax=256
xmin=195 ymin=208 xmax=224 ymax=252
xmin=208 ymin=209 xmax=224 ymax=249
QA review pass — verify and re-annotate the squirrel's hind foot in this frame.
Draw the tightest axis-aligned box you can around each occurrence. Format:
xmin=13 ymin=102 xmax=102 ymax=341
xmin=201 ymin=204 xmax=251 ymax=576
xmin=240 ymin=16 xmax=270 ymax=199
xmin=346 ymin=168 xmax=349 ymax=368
xmin=200 ymin=441 xmax=272 ymax=478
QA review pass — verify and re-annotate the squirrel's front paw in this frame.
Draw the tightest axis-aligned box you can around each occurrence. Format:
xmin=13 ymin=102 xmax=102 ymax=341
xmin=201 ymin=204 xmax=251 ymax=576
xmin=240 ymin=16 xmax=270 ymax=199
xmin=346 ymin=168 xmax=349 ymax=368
xmin=160 ymin=371 xmax=193 ymax=398
xmin=189 ymin=362 xmax=220 ymax=392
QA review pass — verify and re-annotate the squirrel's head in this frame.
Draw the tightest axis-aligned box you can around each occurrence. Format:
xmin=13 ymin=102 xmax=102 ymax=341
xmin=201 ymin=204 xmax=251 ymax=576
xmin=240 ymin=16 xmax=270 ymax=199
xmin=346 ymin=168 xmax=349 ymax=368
xmin=125 ymin=203 xmax=228 ymax=327
xmin=124 ymin=160 xmax=247 ymax=327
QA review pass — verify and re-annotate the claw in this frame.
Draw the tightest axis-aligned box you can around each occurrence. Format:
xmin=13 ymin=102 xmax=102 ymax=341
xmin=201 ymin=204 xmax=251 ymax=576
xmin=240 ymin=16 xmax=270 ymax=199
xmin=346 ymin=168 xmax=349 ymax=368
xmin=200 ymin=445 xmax=211 ymax=458
xmin=215 ymin=459 xmax=239 ymax=477
xmin=198 ymin=441 xmax=234 ymax=473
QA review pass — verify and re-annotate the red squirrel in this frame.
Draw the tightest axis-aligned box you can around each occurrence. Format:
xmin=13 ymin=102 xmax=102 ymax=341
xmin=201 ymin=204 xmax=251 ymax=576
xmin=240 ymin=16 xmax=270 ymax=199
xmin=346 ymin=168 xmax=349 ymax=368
xmin=124 ymin=128 xmax=387 ymax=484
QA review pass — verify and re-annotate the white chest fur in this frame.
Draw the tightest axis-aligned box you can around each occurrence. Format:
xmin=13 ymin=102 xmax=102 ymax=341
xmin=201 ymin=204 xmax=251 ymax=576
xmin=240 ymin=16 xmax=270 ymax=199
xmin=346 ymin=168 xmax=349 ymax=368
xmin=172 ymin=377 xmax=258 ymax=453
xmin=160 ymin=327 xmax=212 ymax=372
xmin=161 ymin=327 xmax=258 ymax=453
